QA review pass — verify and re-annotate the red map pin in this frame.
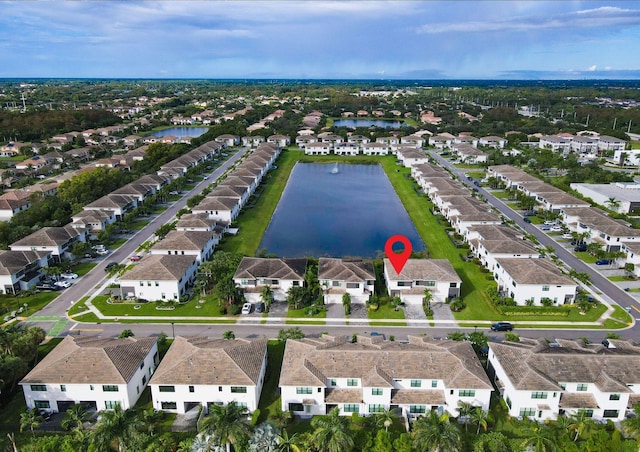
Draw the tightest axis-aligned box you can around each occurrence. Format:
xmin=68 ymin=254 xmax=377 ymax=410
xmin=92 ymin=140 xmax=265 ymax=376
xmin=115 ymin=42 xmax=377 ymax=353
xmin=385 ymin=235 xmax=412 ymax=275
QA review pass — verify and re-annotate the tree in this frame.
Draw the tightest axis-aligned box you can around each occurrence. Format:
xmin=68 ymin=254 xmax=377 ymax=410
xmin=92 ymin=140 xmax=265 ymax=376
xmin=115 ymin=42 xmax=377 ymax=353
xmin=20 ymin=408 xmax=43 ymax=436
xmin=457 ymin=401 xmax=475 ymax=432
xmin=606 ymin=197 xmax=621 ymax=211
xmin=447 ymin=331 xmax=467 ymax=341
xmin=223 ymin=330 xmax=235 ymax=340
xmin=471 ymin=407 xmax=489 ymax=435
xmin=61 ymin=404 xmax=90 ymax=432
xmin=200 ymin=401 xmax=251 ymax=452
xmin=520 ymin=423 xmax=557 ymax=452
xmin=248 ymin=422 xmax=280 ymax=452
xmin=277 ymin=430 xmax=301 ymax=452
xmin=118 ymin=329 xmax=134 ymax=338
xmin=342 ymin=293 xmax=351 ymax=316
xmin=371 ymin=429 xmax=393 ymax=452
xmin=92 ymin=405 xmax=143 ymax=452
xmin=44 ymin=265 xmax=62 ymax=281
xmin=569 ymin=410 xmax=592 ymax=442
xmin=473 ymin=432 xmax=511 ymax=452
xmin=310 ymin=407 xmax=354 ymax=452
xmin=286 ymin=285 xmax=307 ymax=310
xmin=412 ymin=411 xmax=462 ymax=452
xmin=373 ymin=408 xmax=397 ymax=432
xmin=277 ymin=327 xmax=305 ymax=341
xmin=622 ymin=403 xmax=640 ymax=441
xmin=261 ymin=285 xmax=273 ymax=313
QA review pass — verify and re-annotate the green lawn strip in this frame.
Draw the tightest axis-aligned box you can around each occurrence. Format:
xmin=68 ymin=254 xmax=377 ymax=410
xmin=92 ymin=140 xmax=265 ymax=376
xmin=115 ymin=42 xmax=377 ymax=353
xmin=610 ymin=305 xmax=633 ymax=323
xmin=2 ymin=291 xmax=60 ymax=319
xmin=367 ymin=303 xmax=405 ymax=320
xmin=370 ymin=321 xmax=408 ymax=326
xmin=466 ymin=171 xmax=486 ymax=179
xmin=627 ymin=287 xmax=640 ymax=292
xmin=219 ymin=149 xmax=301 ymax=255
xmin=107 ymin=237 xmax=128 ymax=250
xmin=575 ymin=251 xmax=598 ymax=264
xmin=68 ymin=297 xmax=90 ymax=316
xmin=490 ymin=190 xmax=511 ymax=199
xmin=257 ymin=341 xmax=285 ymax=423
xmin=91 ymin=294 xmax=236 ymax=318
xmin=453 ymin=163 xmax=484 ymax=170
xmin=607 ymin=275 xmax=633 ymax=282
xmin=73 ymin=311 xmax=100 ymax=322
xmin=130 ymin=220 xmax=149 ymax=230
xmin=70 ymin=262 xmax=97 ymax=276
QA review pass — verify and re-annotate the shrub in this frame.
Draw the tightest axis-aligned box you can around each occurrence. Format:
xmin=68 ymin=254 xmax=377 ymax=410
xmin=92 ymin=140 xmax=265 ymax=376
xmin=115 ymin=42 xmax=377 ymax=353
xmin=250 ymin=409 xmax=261 ymax=426
xmin=449 ymin=298 xmax=466 ymax=312
xmin=228 ymin=303 xmax=241 ymax=316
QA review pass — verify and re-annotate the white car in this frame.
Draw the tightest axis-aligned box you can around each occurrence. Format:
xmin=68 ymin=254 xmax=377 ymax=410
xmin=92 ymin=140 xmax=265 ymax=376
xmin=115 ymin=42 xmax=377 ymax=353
xmin=543 ymin=221 xmax=557 ymax=226
xmin=96 ymin=249 xmax=109 ymax=255
xmin=54 ymin=280 xmax=72 ymax=289
xmin=550 ymin=226 xmax=563 ymax=232
xmin=241 ymin=303 xmax=253 ymax=315
xmin=562 ymin=233 xmax=573 ymax=239
xmin=61 ymin=272 xmax=78 ymax=279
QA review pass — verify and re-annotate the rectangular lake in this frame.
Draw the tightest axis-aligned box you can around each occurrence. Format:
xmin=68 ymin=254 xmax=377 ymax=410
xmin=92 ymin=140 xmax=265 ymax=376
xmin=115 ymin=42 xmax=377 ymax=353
xmin=259 ymin=163 xmax=425 ymax=258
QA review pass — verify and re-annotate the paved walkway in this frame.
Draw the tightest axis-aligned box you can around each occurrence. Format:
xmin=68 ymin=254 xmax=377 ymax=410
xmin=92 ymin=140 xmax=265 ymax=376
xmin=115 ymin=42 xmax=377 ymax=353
xmin=326 ymin=303 xmax=345 ymax=325
xmin=403 ymin=304 xmax=428 ymax=326
xmin=431 ymin=302 xmax=456 ymax=325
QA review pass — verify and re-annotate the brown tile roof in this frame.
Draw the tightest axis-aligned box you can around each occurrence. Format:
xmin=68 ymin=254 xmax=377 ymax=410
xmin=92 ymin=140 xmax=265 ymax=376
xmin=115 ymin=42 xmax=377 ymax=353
xmin=11 ymin=226 xmax=81 ymax=248
xmin=0 ymin=250 xmax=46 ymax=275
xmin=468 ymin=225 xmax=522 ymax=241
xmin=559 ymin=393 xmax=599 ymax=409
xmin=391 ymin=389 xmax=445 ymax=405
xmin=151 ymin=230 xmax=215 ymax=252
xmin=318 ymin=258 xmax=375 ymax=283
xmin=21 ymin=336 xmax=157 ymax=385
xmin=490 ymin=338 xmax=640 ymax=392
xmin=325 ymin=388 xmax=363 ymax=404
xmin=280 ymin=335 xmax=491 ymax=390
xmin=195 ymin=196 xmax=240 ymax=211
xmin=495 ymin=258 xmax=575 ymax=285
xmin=384 ymin=258 xmax=461 ymax=283
xmin=233 ymin=257 xmax=307 ymax=281
xmin=149 ymin=337 xmax=267 ymax=386
xmin=176 ymin=213 xmax=218 ymax=230
xmin=120 ymin=254 xmax=195 ymax=281
xmin=480 ymin=239 xmax=539 ymax=255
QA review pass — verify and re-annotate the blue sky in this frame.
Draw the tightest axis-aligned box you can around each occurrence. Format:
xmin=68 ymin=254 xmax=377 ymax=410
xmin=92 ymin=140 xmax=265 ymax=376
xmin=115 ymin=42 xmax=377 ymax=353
xmin=1 ymin=1 xmax=640 ymax=79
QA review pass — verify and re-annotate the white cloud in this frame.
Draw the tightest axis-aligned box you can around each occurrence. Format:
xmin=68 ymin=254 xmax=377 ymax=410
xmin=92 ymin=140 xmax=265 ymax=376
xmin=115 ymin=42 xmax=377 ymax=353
xmin=587 ymin=65 xmax=597 ymax=71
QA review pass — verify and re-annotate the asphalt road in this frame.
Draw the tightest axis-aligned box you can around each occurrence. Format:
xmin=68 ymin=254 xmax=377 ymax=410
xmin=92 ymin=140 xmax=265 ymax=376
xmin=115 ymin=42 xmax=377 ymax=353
xmin=34 ymin=148 xmax=246 ymax=318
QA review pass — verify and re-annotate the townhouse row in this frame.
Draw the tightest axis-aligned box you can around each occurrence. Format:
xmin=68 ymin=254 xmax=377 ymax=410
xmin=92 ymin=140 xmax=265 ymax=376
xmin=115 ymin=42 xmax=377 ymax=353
xmin=21 ymin=334 xmax=640 ymax=424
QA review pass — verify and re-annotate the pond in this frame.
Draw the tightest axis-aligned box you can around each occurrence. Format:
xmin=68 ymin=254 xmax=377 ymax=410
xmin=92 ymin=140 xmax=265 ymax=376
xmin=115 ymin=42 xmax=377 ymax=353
xmin=150 ymin=127 xmax=209 ymax=138
xmin=333 ymin=119 xmax=407 ymax=129
xmin=259 ymin=163 xmax=425 ymax=258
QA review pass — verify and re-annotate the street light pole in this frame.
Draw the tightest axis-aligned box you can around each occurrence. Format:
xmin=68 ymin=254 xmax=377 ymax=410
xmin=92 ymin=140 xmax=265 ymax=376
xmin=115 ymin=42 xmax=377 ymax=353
xmin=171 ymin=322 xmax=175 ymax=339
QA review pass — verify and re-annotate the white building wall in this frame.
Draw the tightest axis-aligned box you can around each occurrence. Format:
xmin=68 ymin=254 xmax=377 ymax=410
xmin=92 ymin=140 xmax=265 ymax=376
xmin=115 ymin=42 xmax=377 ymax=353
xmin=281 ymin=385 xmax=325 ymax=416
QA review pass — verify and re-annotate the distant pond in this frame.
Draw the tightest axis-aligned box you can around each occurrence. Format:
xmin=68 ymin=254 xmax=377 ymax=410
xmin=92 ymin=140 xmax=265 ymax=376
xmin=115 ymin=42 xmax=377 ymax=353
xmin=150 ymin=127 xmax=209 ymax=138
xmin=259 ymin=163 xmax=425 ymax=258
xmin=333 ymin=119 xmax=407 ymax=129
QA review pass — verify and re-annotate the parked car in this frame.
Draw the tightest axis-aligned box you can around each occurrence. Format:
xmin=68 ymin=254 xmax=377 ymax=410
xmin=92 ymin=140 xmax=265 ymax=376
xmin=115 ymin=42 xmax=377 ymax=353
xmin=105 ymin=262 xmax=118 ymax=272
xmin=96 ymin=249 xmax=109 ymax=256
xmin=543 ymin=221 xmax=557 ymax=226
xmin=523 ymin=217 xmax=532 ymax=224
xmin=129 ymin=255 xmax=142 ymax=262
xmin=550 ymin=226 xmax=563 ymax=232
xmin=83 ymin=252 xmax=97 ymax=259
xmin=491 ymin=322 xmax=514 ymax=332
xmin=574 ymin=244 xmax=588 ymax=252
xmin=54 ymin=280 xmax=72 ymax=289
xmin=255 ymin=302 xmax=265 ymax=313
xmin=540 ymin=225 xmax=551 ymax=231
xmin=61 ymin=272 xmax=78 ymax=279
xmin=241 ymin=303 xmax=253 ymax=315
xmin=523 ymin=211 xmax=537 ymax=217
xmin=562 ymin=233 xmax=573 ymax=239
xmin=595 ymin=259 xmax=612 ymax=265
xmin=36 ymin=283 xmax=59 ymax=291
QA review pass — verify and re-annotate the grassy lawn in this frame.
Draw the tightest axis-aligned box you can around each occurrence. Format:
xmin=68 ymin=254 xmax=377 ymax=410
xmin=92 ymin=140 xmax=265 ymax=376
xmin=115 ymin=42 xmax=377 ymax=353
xmin=608 ymin=275 xmax=635 ymax=282
xmin=491 ymin=190 xmax=511 ymax=199
xmin=68 ymin=296 xmax=90 ymax=316
xmin=70 ymin=262 xmax=97 ymax=276
xmin=610 ymin=304 xmax=633 ymax=324
xmin=257 ymin=341 xmax=285 ymax=423
xmin=368 ymin=303 xmax=406 ymax=320
xmin=89 ymin=294 xmax=238 ymax=319
xmin=107 ymin=237 xmax=128 ymax=250
xmin=1 ymin=291 xmax=60 ymax=319
xmin=219 ymin=149 xmax=301 ymax=255
xmin=286 ymin=307 xmax=326 ymax=322
xmin=466 ymin=171 xmax=486 ymax=179
xmin=575 ymin=251 xmax=598 ymax=264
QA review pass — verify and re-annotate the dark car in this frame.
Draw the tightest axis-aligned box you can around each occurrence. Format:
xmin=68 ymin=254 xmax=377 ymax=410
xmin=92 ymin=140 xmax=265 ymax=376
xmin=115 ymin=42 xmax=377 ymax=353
xmin=595 ymin=259 xmax=612 ymax=265
xmin=255 ymin=302 xmax=265 ymax=313
xmin=491 ymin=322 xmax=514 ymax=332
xmin=36 ymin=283 xmax=60 ymax=291
xmin=523 ymin=211 xmax=537 ymax=217
xmin=523 ymin=217 xmax=532 ymax=224
xmin=574 ymin=244 xmax=587 ymax=252
xmin=105 ymin=262 xmax=118 ymax=272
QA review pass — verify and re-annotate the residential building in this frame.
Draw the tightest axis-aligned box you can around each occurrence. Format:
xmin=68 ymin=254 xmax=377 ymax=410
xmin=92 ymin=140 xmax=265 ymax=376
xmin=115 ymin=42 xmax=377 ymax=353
xmin=383 ymin=258 xmax=461 ymax=304
xmin=488 ymin=338 xmax=640 ymax=422
xmin=0 ymin=250 xmax=51 ymax=294
xmin=119 ymin=255 xmax=198 ymax=301
xmin=149 ymin=337 xmax=268 ymax=414
xmin=10 ymin=226 xmax=85 ymax=261
xmin=280 ymin=335 xmax=493 ymax=418
xmin=150 ymin=230 xmax=218 ymax=263
xmin=318 ymin=258 xmax=375 ymax=304
xmin=570 ymin=182 xmax=640 ymax=214
xmin=233 ymin=257 xmax=307 ymax=302
xmin=20 ymin=336 xmax=158 ymax=413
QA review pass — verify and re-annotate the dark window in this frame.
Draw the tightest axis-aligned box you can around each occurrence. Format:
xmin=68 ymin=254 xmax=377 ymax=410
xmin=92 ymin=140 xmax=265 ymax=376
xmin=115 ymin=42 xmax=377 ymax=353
xmin=161 ymin=402 xmax=177 ymax=410
xmin=30 ymin=385 xmax=46 ymax=392
xmin=159 ymin=386 xmax=175 ymax=393
xmin=288 ymin=403 xmax=304 ymax=412
xmin=189 ymin=386 xmax=195 ymax=393
xmin=102 ymin=385 xmax=119 ymax=392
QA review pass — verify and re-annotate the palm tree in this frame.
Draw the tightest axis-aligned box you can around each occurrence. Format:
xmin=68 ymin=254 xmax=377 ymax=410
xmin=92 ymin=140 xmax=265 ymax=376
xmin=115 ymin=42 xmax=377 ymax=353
xmin=470 ymin=407 xmax=489 ymax=435
xmin=374 ymin=408 xmax=397 ymax=432
xmin=622 ymin=403 xmax=640 ymax=440
xmin=606 ymin=197 xmax=620 ymax=211
xmin=457 ymin=401 xmax=475 ymax=432
xmin=568 ymin=410 xmax=592 ymax=442
xmin=61 ymin=403 xmax=89 ymax=432
xmin=520 ymin=423 xmax=557 ymax=452
xmin=92 ymin=405 xmax=143 ymax=452
xmin=200 ymin=401 xmax=251 ymax=452
xmin=412 ymin=410 xmax=462 ymax=452
xmin=310 ymin=407 xmax=354 ymax=452
xmin=19 ymin=408 xmax=42 ymax=436
xmin=277 ymin=430 xmax=301 ymax=452
xmin=261 ymin=285 xmax=273 ymax=312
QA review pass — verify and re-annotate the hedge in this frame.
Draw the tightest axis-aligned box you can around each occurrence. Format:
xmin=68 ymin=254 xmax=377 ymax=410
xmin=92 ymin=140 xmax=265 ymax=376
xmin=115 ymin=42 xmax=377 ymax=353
xmin=497 ymin=306 xmax=572 ymax=317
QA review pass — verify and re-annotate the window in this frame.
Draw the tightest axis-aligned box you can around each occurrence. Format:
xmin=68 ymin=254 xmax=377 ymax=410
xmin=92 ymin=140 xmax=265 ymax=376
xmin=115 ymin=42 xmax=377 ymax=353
xmin=90 ymin=385 xmax=94 ymax=391
xmin=459 ymin=390 xmax=476 ymax=397
xmin=347 ymin=379 xmax=358 ymax=387
xmin=34 ymin=400 xmax=50 ymax=409
xmin=610 ymin=394 xmax=621 ymax=401
xmin=161 ymin=402 xmax=177 ymax=410
xmin=560 ymin=384 xmax=567 ymax=390
xmin=332 ymin=281 xmax=341 ymax=287
xmin=531 ymin=392 xmax=548 ymax=399
xmin=330 ymin=379 xmax=336 ymax=386
xmin=579 ymin=409 xmax=594 ymax=418
xmin=519 ymin=408 xmax=536 ymax=417
xmin=410 ymin=380 xmax=421 ymax=388
xmin=104 ymin=401 xmax=120 ymax=410
xmin=372 ymin=388 xmax=383 ymax=396
xmin=30 ymin=385 xmax=46 ymax=392
xmin=409 ymin=405 xmax=426 ymax=414
xmin=576 ymin=384 xmax=588 ymax=392
xmin=506 ymin=397 xmax=512 ymax=409
xmin=60 ymin=385 xmax=66 ymax=392
xmin=237 ymin=402 xmax=248 ymax=409
xmin=397 ymin=281 xmax=412 ymax=287
xmin=139 ymin=282 xmax=143 ymax=286
xmin=102 ymin=385 xmax=119 ymax=392
xmin=155 ymin=282 xmax=159 ymax=286
xmin=431 ymin=380 xmax=438 ymax=388
xmin=289 ymin=403 xmax=304 ymax=412
xmin=542 ymin=285 xmax=550 ymax=292
xmin=159 ymin=386 xmax=175 ymax=393
xmin=231 ymin=386 xmax=247 ymax=393
xmin=142 ymin=375 xmax=147 ymax=385
xmin=343 ymin=404 xmax=359 ymax=413
xmin=296 ymin=387 xmax=313 ymax=395
xmin=603 ymin=410 xmax=619 ymax=418
xmin=369 ymin=404 xmax=385 ymax=413
xmin=189 ymin=386 xmax=195 ymax=393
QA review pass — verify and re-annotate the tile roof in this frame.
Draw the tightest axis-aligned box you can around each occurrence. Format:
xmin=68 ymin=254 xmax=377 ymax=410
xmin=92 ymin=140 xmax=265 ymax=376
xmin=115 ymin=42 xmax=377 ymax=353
xmin=495 ymin=258 xmax=575 ymax=285
xmin=21 ymin=336 xmax=157 ymax=385
xmin=233 ymin=257 xmax=307 ymax=281
xmin=384 ymin=258 xmax=461 ymax=283
xmin=176 ymin=213 xmax=219 ymax=230
xmin=151 ymin=230 xmax=215 ymax=252
xmin=120 ymin=254 xmax=195 ymax=281
xmin=318 ymin=258 xmax=375 ymax=283
xmin=391 ymin=389 xmax=445 ymax=405
xmin=490 ymin=338 xmax=640 ymax=392
xmin=280 ymin=335 xmax=491 ymax=390
xmin=11 ymin=226 xmax=81 ymax=248
xmin=0 ymin=250 xmax=46 ymax=275
xmin=150 ymin=336 xmax=267 ymax=386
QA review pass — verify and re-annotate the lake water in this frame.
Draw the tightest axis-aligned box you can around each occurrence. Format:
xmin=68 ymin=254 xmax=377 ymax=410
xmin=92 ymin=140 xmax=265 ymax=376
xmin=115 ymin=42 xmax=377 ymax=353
xmin=259 ymin=163 xmax=425 ymax=258
xmin=333 ymin=119 xmax=406 ymax=128
xmin=150 ymin=127 xmax=209 ymax=138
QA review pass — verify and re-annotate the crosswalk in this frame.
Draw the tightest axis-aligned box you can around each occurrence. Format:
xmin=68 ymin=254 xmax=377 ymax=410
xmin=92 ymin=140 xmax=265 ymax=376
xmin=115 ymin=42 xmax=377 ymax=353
xmin=27 ymin=315 xmax=68 ymax=337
